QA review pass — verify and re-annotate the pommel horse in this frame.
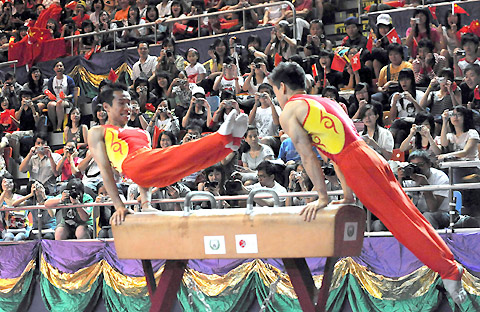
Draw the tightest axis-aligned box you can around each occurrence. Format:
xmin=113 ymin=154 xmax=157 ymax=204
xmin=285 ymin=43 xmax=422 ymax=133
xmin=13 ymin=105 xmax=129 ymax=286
xmin=112 ymin=190 xmax=366 ymax=312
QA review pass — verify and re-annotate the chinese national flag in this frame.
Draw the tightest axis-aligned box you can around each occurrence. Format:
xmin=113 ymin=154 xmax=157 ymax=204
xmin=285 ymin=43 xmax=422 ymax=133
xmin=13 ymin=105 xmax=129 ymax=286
xmin=35 ymin=38 xmax=67 ymax=64
xmin=152 ymin=126 xmax=163 ymax=149
xmin=34 ymin=3 xmax=62 ymax=28
xmin=351 ymin=50 xmax=361 ymax=72
xmin=108 ymin=68 xmax=119 ymax=82
xmin=7 ymin=36 xmax=30 ymax=67
xmin=331 ymin=53 xmax=347 ymax=72
xmin=366 ymin=30 xmax=373 ymax=53
xmin=386 ymin=28 xmax=401 ymax=44
xmin=311 ymin=64 xmax=319 ymax=78
xmin=475 ymin=86 xmax=480 ymax=100
xmin=274 ymin=53 xmax=282 ymax=67
xmin=428 ymin=6 xmax=437 ymax=20
xmin=453 ymin=3 xmax=469 ymax=16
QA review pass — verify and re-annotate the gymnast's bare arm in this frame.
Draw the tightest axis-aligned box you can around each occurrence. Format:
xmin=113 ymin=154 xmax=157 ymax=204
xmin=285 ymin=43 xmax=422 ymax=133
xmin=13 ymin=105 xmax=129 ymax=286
xmin=279 ymin=100 xmax=330 ymax=221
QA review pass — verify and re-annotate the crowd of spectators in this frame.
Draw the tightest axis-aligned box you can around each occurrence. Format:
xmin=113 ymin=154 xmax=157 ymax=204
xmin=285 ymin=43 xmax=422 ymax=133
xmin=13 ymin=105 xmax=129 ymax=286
xmin=0 ymin=0 xmax=480 ymax=242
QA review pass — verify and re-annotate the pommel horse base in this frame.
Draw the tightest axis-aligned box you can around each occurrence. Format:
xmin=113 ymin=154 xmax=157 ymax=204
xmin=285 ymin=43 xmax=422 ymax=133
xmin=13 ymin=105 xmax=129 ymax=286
xmin=112 ymin=204 xmax=366 ymax=312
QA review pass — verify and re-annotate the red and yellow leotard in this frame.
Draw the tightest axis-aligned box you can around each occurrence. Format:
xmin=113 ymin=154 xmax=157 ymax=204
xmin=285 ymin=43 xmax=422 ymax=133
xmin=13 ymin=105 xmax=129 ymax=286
xmin=102 ymin=125 xmax=151 ymax=174
xmin=102 ymin=124 xmax=233 ymax=188
xmin=288 ymin=94 xmax=460 ymax=281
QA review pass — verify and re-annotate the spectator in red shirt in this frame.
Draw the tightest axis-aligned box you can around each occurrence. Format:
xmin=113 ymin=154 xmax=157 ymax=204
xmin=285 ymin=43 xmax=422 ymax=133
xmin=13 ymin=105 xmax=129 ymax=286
xmin=72 ymin=1 xmax=90 ymax=28
xmin=0 ymin=97 xmax=18 ymax=133
xmin=57 ymin=141 xmax=83 ymax=182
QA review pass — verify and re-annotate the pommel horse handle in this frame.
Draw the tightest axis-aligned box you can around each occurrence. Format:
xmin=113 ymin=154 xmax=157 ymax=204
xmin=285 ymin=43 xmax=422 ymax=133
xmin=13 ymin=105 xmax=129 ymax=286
xmin=183 ymin=191 xmax=217 ymax=216
xmin=246 ymin=188 xmax=280 ymax=214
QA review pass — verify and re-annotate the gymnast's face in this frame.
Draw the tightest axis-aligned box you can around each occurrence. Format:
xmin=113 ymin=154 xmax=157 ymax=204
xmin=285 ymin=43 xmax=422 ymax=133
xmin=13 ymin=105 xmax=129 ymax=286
xmin=105 ymin=90 xmax=131 ymax=126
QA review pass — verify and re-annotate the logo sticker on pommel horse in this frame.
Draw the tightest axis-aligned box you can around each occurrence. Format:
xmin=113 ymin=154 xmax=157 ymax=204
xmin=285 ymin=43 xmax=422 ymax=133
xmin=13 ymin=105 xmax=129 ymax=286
xmin=204 ymin=236 xmax=226 ymax=254
xmin=235 ymin=234 xmax=258 ymax=254
xmin=343 ymin=222 xmax=358 ymax=241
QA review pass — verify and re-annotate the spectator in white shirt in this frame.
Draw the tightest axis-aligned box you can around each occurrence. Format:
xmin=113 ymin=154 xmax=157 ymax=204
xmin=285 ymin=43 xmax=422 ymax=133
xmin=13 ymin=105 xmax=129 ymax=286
xmin=132 ymin=42 xmax=158 ymax=82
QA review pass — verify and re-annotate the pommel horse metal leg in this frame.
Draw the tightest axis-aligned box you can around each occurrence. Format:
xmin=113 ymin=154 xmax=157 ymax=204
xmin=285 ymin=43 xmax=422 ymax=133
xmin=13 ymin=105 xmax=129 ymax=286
xmin=143 ymin=259 xmax=188 ymax=312
xmin=283 ymin=257 xmax=338 ymax=312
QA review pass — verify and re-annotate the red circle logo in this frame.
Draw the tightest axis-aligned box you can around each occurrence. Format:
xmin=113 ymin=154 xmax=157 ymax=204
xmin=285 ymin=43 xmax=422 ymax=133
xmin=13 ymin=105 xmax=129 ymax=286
xmin=239 ymin=240 xmax=246 ymax=248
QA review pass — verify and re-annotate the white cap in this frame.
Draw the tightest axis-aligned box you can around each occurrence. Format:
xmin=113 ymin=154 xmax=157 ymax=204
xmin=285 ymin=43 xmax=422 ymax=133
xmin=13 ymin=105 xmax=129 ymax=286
xmin=376 ymin=14 xmax=392 ymax=26
xmin=191 ymin=85 xmax=205 ymax=96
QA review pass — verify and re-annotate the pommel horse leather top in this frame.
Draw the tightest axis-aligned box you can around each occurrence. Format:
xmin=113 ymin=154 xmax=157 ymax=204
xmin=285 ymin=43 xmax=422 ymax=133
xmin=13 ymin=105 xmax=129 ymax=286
xmin=112 ymin=204 xmax=365 ymax=312
xmin=112 ymin=204 xmax=366 ymax=260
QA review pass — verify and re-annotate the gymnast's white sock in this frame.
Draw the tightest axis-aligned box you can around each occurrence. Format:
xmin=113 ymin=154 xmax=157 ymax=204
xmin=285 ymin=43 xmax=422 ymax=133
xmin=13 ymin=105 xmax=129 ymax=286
xmin=442 ymin=265 xmax=467 ymax=306
xmin=217 ymin=110 xmax=237 ymax=137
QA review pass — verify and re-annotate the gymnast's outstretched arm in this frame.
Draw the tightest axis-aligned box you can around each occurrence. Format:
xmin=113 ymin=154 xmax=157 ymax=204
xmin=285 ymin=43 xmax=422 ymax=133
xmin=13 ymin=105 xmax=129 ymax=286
xmin=89 ymin=126 xmax=130 ymax=225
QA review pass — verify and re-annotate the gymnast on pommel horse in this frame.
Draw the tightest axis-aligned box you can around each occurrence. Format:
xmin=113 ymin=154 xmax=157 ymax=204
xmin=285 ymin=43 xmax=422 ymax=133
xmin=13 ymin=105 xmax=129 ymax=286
xmin=88 ymin=83 xmax=249 ymax=223
xmin=269 ymin=62 xmax=466 ymax=306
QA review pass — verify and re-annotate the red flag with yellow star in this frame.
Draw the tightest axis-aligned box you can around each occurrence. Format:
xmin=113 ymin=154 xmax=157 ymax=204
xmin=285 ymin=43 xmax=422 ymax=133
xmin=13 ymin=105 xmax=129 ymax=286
xmin=452 ymin=3 xmax=469 ymax=16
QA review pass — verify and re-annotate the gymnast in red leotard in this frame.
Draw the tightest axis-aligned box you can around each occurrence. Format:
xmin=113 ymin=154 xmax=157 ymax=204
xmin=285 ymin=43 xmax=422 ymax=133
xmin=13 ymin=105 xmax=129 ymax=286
xmin=89 ymin=83 xmax=248 ymax=226
xmin=269 ymin=62 xmax=466 ymax=305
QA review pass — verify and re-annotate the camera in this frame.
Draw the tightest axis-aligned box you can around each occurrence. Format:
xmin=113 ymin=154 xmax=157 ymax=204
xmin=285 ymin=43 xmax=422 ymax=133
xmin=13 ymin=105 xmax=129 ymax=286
xmin=165 ymin=49 xmax=173 ymax=58
xmin=254 ymin=63 xmax=261 ymax=69
xmin=437 ymin=77 xmax=446 ymax=84
xmin=69 ymin=188 xmax=80 ymax=200
xmin=66 ymin=146 xmax=74 ymax=153
xmin=225 ymin=179 xmax=242 ymax=193
xmin=159 ymin=106 xmax=167 ymax=113
xmin=178 ymin=79 xmax=186 ymax=85
xmin=36 ymin=146 xmax=45 ymax=153
xmin=415 ymin=125 xmax=425 ymax=133
xmin=225 ymin=64 xmax=233 ymax=69
xmin=205 ymin=181 xmax=219 ymax=189
xmin=322 ymin=164 xmax=336 ymax=176
xmin=402 ymin=163 xmax=422 ymax=180
xmin=455 ymin=50 xmax=466 ymax=57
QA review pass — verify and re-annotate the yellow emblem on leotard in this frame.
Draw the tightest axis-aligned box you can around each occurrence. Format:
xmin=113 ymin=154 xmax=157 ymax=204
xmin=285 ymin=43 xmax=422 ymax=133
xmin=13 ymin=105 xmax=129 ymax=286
xmin=303 ymin=99 xmax=345 ymax=154
xmin=104 ymin=127 xmax=129 ymax=172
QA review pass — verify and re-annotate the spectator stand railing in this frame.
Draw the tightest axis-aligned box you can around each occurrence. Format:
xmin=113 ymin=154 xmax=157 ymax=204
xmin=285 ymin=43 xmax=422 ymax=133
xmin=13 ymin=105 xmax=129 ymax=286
xmin=362 ymin=0 xmax=480 ymax=38
xmin=1 ymin=180 xmax=480 ymax=239
xmin=63 ymin=1 xmax=297 ymax=55
xmin=439 ymin=160 xmax=480 ymax=229
xmin=0 ymin=60 xmax=18 ymax=78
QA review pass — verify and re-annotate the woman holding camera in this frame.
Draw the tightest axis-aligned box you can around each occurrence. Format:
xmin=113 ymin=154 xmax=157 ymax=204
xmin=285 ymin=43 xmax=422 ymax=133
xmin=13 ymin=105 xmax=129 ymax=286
xmin=388 ymin=68 xmax=425 ymax=147
xmin=265 ymin=21 xmax=297 ymax=64
xmin=211 ymin=98 xmax=241 ymax=130
xmin=358 ymin=103 xmax=394 ymax=160
xmin=181 ymin=86 xmax=213 ymax=131
xmin=438 ymin=106 xmax=480 ymax=227
xmin=57 ymin=141 xmax=82 ymax=183
xmin=420 ymin=68 xmax=461 ymax=120
xmin=146 ymin=99 xmax=180 ymax=137
xmin=0 ymin=174 xmax=28 ymax=241
xmin=406 ymin=7 xmax=442 ymax=58
xmin=242 ymin=57 xmax=269 ymax=95
xmin=212 ymin=56 xmax=243 ymax=97
xmin=155 ymin=39 xmax=184 ymax=79
xmin=400 ymin=111 xmax=442 ymax=158
xmin=134 ymin=77 xmax=158 ymax=111
xmin=286 ymin=162 xmax=316 ymax=207
xmin=197 ymin=164 xmax=229 ymax=208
